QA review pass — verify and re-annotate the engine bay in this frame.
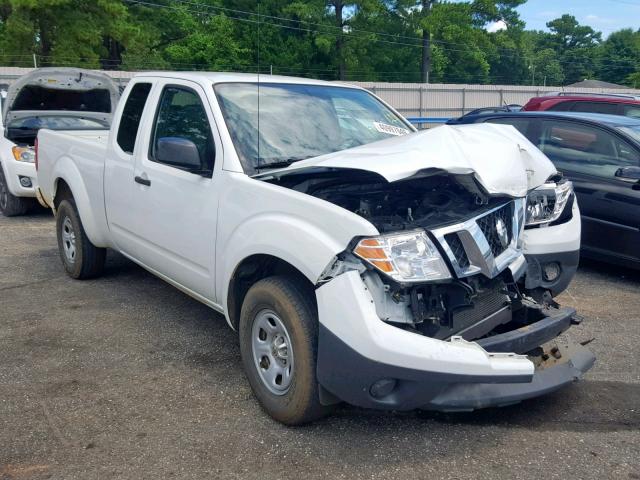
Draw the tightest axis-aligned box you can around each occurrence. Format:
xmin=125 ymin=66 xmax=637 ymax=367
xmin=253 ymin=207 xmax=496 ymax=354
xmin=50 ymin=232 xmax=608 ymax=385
xmin=267 ymin=168 xmax=512 ymax=232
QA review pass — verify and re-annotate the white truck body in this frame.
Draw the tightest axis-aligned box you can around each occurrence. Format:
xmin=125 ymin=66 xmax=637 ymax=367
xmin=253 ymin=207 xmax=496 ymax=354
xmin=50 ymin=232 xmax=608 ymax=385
xmin=36 ymin=72 xmax=592 ymax=423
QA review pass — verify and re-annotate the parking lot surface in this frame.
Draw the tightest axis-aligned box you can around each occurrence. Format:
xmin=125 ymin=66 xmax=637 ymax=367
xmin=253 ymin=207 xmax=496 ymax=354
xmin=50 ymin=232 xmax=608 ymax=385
xmin=1 ymin=212 xmax=638 ymax=480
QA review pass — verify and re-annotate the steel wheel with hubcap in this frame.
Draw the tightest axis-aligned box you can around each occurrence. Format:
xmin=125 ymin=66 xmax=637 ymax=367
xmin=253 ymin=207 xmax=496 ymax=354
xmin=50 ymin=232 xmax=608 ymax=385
xmin=55 ymin=198 xmax=106 ymax=279
xmin=239 ymin=275 xmax=331 ymax=425
xmin=61 ymin=216 xmax=77 ymax=264
xmin=252 ymin=309 xmax=295 ymax=395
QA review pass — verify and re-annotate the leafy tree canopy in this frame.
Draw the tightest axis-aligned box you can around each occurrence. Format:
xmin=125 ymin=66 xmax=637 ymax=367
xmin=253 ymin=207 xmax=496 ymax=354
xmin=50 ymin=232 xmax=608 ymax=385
xmin=0 ymin=0 xmax=637 ymax=86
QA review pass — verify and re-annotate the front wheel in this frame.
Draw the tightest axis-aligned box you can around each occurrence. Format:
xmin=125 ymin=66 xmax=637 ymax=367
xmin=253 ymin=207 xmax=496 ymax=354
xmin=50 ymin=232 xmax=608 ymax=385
xmin=0 ymin=166 xmax=31 ymax=217
xmin=239 ymin=276 xmax=331 ymax=425
xmin=56 ymin=199 xmax=106 ymax=279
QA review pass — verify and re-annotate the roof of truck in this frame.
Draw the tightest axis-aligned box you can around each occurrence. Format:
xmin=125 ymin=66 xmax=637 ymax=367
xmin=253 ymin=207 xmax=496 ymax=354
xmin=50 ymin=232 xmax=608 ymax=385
xmin=133 ymin=71 xmax=361 ymax=89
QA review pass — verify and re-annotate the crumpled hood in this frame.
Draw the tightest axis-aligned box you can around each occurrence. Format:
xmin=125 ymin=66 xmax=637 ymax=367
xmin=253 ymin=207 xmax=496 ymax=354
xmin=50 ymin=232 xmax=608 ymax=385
xmin=256 ymin=123 xmax=557 ymax=197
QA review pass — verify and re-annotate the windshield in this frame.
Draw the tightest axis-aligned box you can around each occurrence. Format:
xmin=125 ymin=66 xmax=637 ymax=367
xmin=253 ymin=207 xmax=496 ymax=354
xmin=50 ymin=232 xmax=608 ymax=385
xmin=617 ymin=125 xmax=640 ymax=144
xmin=214 ymin=83 xmax=412 ymax=173
xmin=8 ymin=115 xmax=109 ymax=130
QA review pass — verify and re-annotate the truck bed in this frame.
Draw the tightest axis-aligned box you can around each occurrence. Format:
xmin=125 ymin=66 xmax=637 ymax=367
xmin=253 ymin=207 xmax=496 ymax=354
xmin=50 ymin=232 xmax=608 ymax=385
xmin=37 ymin=128 xmax=112 ymax=247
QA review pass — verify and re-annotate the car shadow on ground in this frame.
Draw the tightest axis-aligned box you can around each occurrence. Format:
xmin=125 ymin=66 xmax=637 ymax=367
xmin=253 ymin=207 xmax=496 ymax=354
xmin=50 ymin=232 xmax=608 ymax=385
xmin=578 ymin=257 xmax=640 ymax=282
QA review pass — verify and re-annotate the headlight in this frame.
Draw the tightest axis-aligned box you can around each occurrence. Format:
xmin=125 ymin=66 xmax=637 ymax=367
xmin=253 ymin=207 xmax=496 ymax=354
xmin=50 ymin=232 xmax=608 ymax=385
xmin=353 ymin=230 xmax=451 ymax=282
xmin=12 ymin=146 xmax=35 ymax=163
xmin=526 ymin=180 xmax=573 ymax=226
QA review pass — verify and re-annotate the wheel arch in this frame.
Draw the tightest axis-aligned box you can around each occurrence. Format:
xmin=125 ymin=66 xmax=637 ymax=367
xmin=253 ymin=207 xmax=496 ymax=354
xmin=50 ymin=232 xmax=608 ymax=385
xmin=52 ymin=177 xmax=73 ymax=208
xmin=226 ymin=254 xmax=316 ymax=331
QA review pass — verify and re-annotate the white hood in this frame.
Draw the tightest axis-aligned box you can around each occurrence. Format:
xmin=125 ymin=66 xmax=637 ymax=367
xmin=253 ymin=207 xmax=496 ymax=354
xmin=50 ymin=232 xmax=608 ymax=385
xmin=2 ymin=67 xmax=120 ymax=125
xmin=257 ymin=123 xmax=557 ymax=197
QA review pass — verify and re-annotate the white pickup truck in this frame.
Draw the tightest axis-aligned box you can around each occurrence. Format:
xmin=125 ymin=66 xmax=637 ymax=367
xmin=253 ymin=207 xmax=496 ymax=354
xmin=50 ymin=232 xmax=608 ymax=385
xmin=0 ymin=68 xmax=119 ymax=216
xmin=37 ymin=72 xmax=593 ymax=424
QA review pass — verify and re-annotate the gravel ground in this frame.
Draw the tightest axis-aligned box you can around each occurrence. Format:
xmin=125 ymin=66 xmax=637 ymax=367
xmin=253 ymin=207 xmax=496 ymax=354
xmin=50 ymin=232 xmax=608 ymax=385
xmin=0 ymin=212 xmax=638 ymax=480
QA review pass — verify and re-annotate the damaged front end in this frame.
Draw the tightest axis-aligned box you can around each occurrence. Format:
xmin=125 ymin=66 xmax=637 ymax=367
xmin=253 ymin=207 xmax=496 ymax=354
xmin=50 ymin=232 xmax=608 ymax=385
xmin=274 ymin=169 xmax=594 ymax=411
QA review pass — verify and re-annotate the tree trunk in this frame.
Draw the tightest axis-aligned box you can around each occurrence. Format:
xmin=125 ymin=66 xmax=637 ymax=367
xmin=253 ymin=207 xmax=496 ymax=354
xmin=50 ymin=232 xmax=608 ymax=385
xmin=334 ymin=1 xmax=346 ymax=80
xmin=38 ymin=17 xmax=53 ymax=66
xmin=421 ymin=27 xmax=430 ymax=83
xmin=101 ymin=37 xmax=123 ymax=70
xmin=420 ymin=0 xmax=434 ymax=83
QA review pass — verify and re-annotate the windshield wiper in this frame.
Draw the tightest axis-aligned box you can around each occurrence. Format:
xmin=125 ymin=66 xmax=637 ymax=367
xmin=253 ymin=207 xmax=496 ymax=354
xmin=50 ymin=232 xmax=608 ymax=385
xmin=254 ymin=157 xmax=311 ymax=172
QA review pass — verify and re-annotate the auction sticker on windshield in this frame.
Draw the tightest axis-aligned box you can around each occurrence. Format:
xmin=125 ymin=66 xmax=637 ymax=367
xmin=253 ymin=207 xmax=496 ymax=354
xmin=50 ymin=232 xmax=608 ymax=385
xmin=374 ymin=122 xmax=410 ymax=136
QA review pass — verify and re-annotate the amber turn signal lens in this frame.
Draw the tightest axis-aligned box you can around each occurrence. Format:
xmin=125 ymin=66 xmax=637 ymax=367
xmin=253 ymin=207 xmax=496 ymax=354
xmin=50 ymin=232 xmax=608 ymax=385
xmin=354 ymin=239 xmax=393 ymax=271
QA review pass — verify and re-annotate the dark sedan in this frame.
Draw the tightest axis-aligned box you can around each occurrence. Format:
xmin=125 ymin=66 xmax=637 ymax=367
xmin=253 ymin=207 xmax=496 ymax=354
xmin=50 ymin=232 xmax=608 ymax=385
xmin=448 ymin=112 xmax=640 ymax=269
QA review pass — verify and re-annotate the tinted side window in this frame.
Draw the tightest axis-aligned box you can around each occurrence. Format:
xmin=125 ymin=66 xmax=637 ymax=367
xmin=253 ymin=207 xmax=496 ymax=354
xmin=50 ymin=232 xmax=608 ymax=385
xmin=547 ymin=101 xmax=575 ymax=112
xmin=571 ymin=101 xmax=619 ymax=115
xmin=117 ymin=83 xmax=152 ymax=154
xmin=623 ymin=105 xmax=640 ymax=119
xmin=537 ymin=120 xmax=637 ymax=178
xmin=484 ymin=117 xmax=532 ymax=138
xmin=150 ymin=86 xmax=214 ymax=170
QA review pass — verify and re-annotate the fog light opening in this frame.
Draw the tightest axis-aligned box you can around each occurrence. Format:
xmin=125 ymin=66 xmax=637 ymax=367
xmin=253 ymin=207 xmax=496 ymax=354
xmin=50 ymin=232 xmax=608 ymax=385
xmin=369 ymin=378 xmax=397 ymax=399
xmin=19 ymin=176 xmax=32 ymax=188
xmin=542 ymin=262 xmax=561 ymax=282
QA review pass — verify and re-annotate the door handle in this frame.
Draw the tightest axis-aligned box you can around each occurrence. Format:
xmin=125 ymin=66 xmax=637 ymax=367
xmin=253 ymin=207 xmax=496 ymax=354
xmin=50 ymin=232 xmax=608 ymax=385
xmin=134 ymin=175 xmax=151 ymax=186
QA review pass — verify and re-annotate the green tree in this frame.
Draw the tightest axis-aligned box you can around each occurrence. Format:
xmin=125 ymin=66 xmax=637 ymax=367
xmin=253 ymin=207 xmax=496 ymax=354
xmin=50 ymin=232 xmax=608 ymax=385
xmin=597 ymin=29 xmax=640 ymax=85
xmin=532 ymin=48 xmax=564 ymax=85
xmin=421 ymin=2 xmax=492 ymax=83
xmin=0 ymin=0 xmax=130 ymax=68
xmin=543 ymin=14 xmax=601 ymax=84
xmin=626 ymin=71 xmax=640 ymax=88
xmin=122 ymin=1 xmax=248 ymax=71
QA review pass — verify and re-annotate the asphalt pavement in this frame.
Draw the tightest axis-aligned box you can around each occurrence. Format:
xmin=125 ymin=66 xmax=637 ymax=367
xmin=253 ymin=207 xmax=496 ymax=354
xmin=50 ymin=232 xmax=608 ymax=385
xmin=1 ymin=211 xmax=638 ymax=480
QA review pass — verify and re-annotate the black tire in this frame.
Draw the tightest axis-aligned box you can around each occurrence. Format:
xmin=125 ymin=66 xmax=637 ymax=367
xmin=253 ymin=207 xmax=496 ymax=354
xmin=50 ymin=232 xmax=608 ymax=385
xmin=55 ymin=199 xmax=106 ymax=279
xmin=0 ymin=165 xmax=31 ymax=217
xmin=239 ymin=275 xmax=331 ymax=425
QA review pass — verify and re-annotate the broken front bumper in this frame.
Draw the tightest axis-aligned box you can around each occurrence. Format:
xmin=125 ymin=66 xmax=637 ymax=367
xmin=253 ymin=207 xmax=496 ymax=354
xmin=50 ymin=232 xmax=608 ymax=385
xmin=315 ymin=270 xmax=595 ymax=411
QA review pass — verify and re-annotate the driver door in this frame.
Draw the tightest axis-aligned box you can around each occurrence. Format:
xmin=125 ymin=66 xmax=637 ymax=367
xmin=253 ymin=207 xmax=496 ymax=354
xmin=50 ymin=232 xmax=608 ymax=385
xmin=125 ymin=79 xmax=221 ymax=303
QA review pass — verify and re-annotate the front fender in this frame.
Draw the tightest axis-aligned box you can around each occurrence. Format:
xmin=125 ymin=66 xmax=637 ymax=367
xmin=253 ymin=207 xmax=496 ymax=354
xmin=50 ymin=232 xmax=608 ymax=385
xmin=219 ymin=212 xmax=350 ymax=306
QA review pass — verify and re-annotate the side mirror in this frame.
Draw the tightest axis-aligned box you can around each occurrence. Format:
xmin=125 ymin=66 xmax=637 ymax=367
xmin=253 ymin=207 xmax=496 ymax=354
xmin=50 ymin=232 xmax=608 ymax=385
xmin=156 ymin=137 xmax=207 ymax=174
xmin=615 ymin=165 xmax=640 ymax=182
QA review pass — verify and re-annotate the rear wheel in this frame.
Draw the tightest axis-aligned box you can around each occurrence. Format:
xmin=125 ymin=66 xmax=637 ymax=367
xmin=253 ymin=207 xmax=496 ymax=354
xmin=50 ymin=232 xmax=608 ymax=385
xmin=56 ymin=199 xmax=106 ymax=279
xmin=239 ymin=275 xmax=330 ymax=425
xmin=0 ymin=166 xmax=30 ymax=217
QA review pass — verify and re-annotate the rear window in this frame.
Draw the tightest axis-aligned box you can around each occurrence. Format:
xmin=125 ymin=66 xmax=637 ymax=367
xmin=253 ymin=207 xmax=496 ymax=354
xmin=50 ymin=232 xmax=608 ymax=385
xmin=117 ymin=83 xmax=152 ymax=154
xmin=11 ymin=85 xmax=112 ymax=113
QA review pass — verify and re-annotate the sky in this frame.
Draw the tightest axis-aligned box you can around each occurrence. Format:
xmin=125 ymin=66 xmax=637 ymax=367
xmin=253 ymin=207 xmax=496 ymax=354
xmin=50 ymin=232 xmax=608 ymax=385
xmin=513 ymin=0 xmax=640 ymax=37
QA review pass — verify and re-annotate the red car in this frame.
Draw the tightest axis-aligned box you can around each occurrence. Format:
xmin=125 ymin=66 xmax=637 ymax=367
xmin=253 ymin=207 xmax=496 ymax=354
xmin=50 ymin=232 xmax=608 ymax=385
xmin=522 ymin=93 xmax=640 ymax=119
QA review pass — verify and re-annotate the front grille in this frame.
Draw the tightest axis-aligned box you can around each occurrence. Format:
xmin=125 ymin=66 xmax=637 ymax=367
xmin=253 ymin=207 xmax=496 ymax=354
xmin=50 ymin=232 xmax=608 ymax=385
xmin=444 ymin=233 xmax=469 ymax=269
xmin=476 ymin=203 xmax=513 ymax=257
xmin=430 ymin=198 xmax=524 ymax=280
